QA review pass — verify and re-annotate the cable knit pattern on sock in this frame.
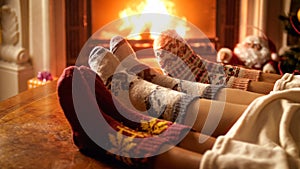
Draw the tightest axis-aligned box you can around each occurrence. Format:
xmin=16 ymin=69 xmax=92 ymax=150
xmin=111 ymin=71 xmax=199 ymax=124
xmin=153 ymin=30 xmax=261 ymax=90
xmin=153 ymin=31 xmax=210 ymax=83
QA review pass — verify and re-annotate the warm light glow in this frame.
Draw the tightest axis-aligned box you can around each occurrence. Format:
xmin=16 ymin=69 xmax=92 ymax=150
xmin=119 ymin=0 xmax=188 ymax=39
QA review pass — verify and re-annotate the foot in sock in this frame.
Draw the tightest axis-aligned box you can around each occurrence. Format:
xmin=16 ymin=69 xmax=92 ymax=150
xmin=88 ymin=46 xmax=121 ymax=87
xmin=57 ymin=66 xmax=191 ymax=167
xmin=153 ymin=29 xmax=261 ymax=90
xmin=88 ymin=46 xmax=199 ymax=123
xmin=109 ymin=35 xmax=223 ymax=99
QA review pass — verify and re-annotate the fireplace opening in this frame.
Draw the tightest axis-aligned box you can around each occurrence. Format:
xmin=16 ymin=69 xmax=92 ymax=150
xmin=92 ymin=0 xmax=217 ymax=38
xmin=65 ymin=0 xmax=240 ymax=66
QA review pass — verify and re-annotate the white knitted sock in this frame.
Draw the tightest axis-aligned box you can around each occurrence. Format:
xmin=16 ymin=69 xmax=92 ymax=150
xmin=88 ymin=46 xmax=120 ymax=86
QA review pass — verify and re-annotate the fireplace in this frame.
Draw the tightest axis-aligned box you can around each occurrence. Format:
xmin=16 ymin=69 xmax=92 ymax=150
xmin=66 ymin=0 xmax=284 ymax=68
xmin=91 ymin=0 xmax=217 ymax=38
xmin=66 ymin=0 xmax=228 ymax=67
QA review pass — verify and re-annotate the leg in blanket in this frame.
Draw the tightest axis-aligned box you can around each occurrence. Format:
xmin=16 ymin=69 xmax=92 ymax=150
xmin=89 ymin=47 xmax=247 ymax=136
xmin=110 ymin=35 xmax=264 ymax=105
xmin=273 ymin=73 xmax=300 ymax=91
xmin=153 ymin=29 xmax=279 ymax=94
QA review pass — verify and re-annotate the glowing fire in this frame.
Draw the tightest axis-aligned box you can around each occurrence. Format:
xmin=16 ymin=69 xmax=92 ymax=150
xmin=119 ymin=0 xmax=188 ymax=39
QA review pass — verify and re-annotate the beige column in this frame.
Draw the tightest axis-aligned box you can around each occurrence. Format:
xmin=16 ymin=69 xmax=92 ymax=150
xmin=0 ymin=0 xmax=33 ymax=100
xmin=29 ymin=0 xmax=66 ymax=76
xmin=239 ymin=0 xmax=268 ymax=41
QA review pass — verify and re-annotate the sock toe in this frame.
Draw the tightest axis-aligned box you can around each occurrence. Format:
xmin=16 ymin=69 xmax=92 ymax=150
xmin=110 ymin=35 xmax=137 ymax=62
xmin=88 ymin=46 xmax=109 ymax=70
xmin=153 ymin=29 xmax=183 ymax=50
xmin=110 ymin=35 xmax=126 ymax=53
xmin=88 ymin=46 xmax=121 ymax=84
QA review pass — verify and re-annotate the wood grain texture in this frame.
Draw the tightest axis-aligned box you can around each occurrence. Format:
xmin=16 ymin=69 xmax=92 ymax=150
xmin=0 ymin=81 xmax=126 ymax=169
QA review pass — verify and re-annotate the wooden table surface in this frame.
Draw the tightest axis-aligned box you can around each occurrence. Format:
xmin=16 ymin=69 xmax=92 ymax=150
xmin=0 ymin=81 xmax=125 ymax=169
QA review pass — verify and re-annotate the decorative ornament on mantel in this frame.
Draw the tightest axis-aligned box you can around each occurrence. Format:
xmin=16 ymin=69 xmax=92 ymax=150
xmin=37 ymin=71 xmax=53 ymax=82
xmin=27 ymin=71 xmax=55 ymax=89
xmin=217 ymin=27 xmax=280 ymax=74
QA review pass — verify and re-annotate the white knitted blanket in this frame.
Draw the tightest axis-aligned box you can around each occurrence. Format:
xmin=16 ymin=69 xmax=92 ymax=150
xmin=200 ymin=88 xmax=300 ymax=169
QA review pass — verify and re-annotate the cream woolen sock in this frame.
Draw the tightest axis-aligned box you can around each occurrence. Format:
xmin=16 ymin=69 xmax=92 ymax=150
xmin=88 ymin=46 xmax=199 ymax=123
xmin=110 ymin=35 xmax=223 ymax=99
xmin=153 ymin=30 xmax=261 ymax=90
xmin=88 ymin=46 xmax=120 ymax=88
xmin=113 ymin=71 xmax=199 ymax=123
xmin=110 ymin=36 xmax=180 ymax=92
xmin=110 ymin=35 xmax=137 ymax=61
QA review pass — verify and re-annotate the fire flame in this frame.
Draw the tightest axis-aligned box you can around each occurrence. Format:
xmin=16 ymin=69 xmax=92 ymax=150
xmin=119 ymin=0 xmax=188 ymax=39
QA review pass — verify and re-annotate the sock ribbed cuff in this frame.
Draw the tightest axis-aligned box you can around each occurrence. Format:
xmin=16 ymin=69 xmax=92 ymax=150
xmin=202 ymin=85 xmax=224 ymax=100
xmin=172 ymin=94 xmax=200 ymax=123
xmin=226 ymin=77 xmax=250 ymax=90
xmin=238 ymin=67 xmax=261 ymax=81
xmin=146 ymin=86 xmax=199 ymax=124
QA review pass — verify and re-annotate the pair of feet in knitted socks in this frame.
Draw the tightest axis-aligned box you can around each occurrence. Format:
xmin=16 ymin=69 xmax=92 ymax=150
xmin=94 ymin=30 xmax=264 ymax=91
xmin=89 ymin=29 xmax=255 ymax=102
xmin=89 ymin=35 xmax=202 ymax=124
xmin=89 ymin=30 xmax=300 ymax=113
